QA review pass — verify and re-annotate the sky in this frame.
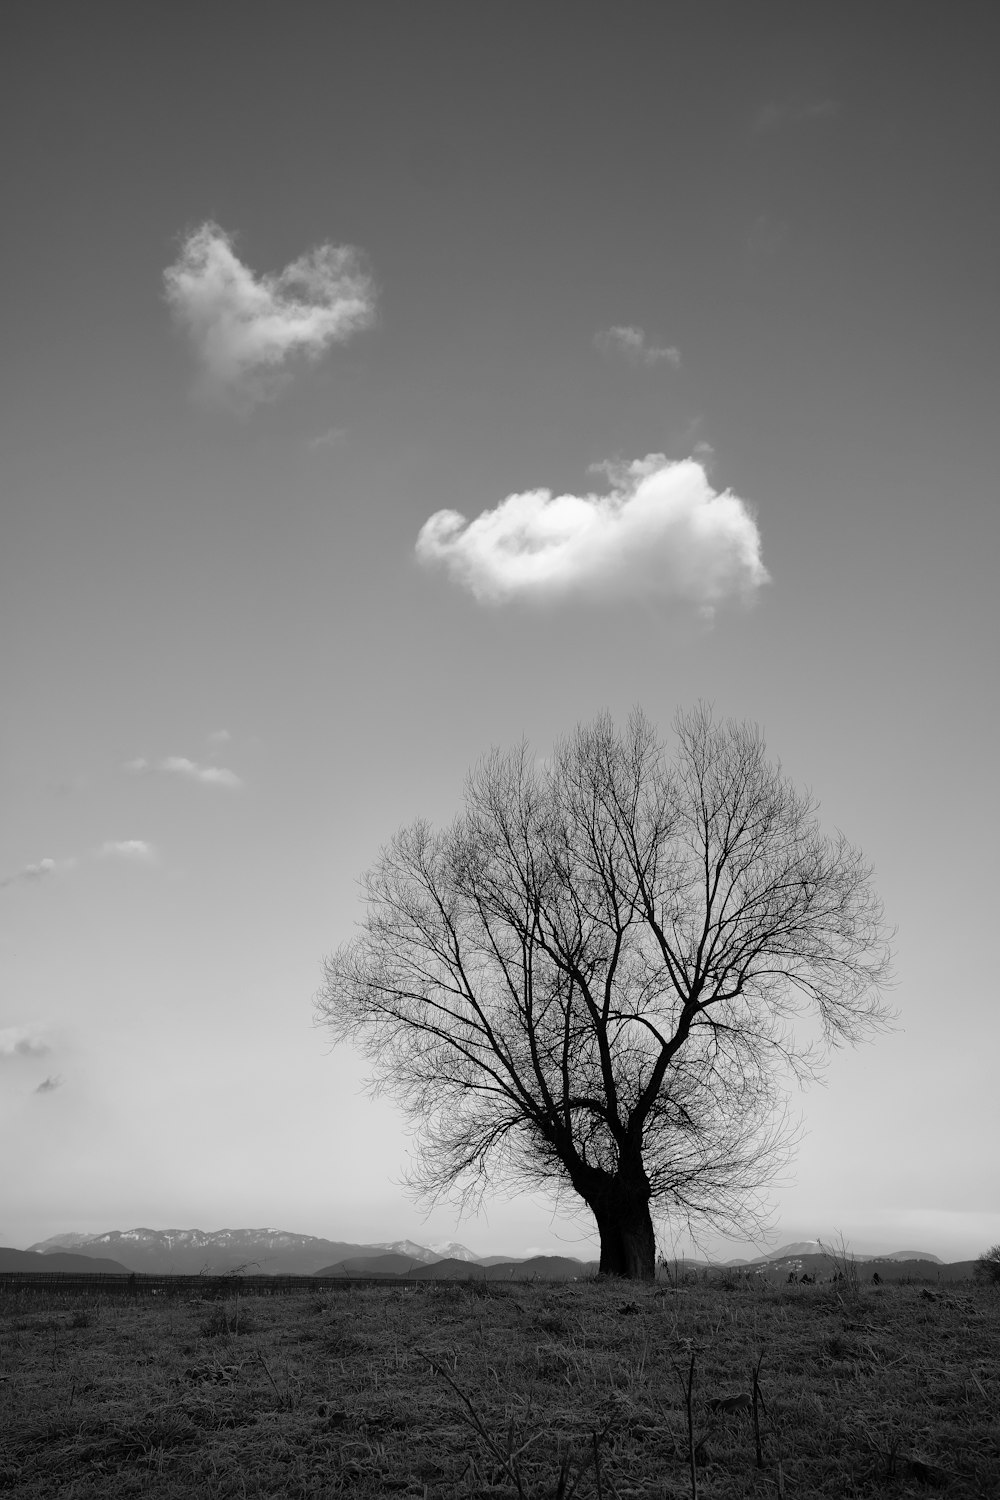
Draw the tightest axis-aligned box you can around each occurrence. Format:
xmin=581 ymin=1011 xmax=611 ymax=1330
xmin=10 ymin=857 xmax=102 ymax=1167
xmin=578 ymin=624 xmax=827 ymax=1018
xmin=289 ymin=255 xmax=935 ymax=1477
xmin=2 ymin=1 xmax=998 ymax=1265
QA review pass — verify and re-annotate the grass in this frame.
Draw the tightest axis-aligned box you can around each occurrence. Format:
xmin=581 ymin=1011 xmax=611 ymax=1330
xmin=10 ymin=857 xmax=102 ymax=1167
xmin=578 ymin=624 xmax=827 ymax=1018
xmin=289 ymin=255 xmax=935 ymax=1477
xmin=0 ymin=1274 xmax=997 ymax=1497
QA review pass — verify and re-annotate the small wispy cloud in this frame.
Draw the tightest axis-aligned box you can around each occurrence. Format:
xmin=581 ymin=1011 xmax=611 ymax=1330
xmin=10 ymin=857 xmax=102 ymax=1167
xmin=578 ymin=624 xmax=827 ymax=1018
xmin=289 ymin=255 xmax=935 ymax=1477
xmin=416 ymin=454 xmax=769 ymax=612
xmin=1 ymin=841 xmax=155 ymax=892
xmin=35 ymin=1075 xmax=64 ymax=1094
xmin=307 ymin=425 xmax=348 ymax=452
xmin=207 ymin=729 xmax=231 ymax=748
xmin=0 ymin=858 xmax=56 ymax=889
xmin=594 ymin=326 xmax=680 ymax=369
xmin=753 ymin=99 xmax=840 ymax=134
xmin=164 ymin=221 xmax=376 ymax=411
xmin=0 ymin=1026 xmax=51 ymax=1061
xmin=691 ymin=441 xmax=716 ymax=474
xmin=162 ymin=756 xmax=242 ymax=788
xmin=97 ymin=840 xmax=158 ymax=862
xmin=0 ymin=856 xmax=77 ymax=890
xmin=126 ymin=756 xmax=243 ymax=790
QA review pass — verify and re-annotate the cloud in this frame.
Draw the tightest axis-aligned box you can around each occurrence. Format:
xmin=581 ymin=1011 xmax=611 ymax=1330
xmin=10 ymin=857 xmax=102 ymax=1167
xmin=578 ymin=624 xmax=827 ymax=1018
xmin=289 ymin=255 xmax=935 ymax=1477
xmin=97 ymin=840 xmax=157 ymax=862
xmin=35 ymin=1075 xmax=64 ymax=1094
xmin=0 ymin=1026 xmax=51 ymax=1061
xmin=307 ymin=425 xmax=348 ymax=452
xmin=594 ymin=325 xmax=680 ymax=368
xmin=691 ymin=441 xmax=716 ymax=474
xmin=416 ymin=455 xmax=769 ymax=610
xmin=753 ymin=100 xmax=840 ymax=133
xmin=207 ymin=729 xmax=231 ymax=748
xmin=0 ymin=856 xmax=77 ymax=890
xmin=0 ymin=857 xmax=56 ymax=889
xmin=126 ymin=756 xmax=243 ymax=790
xmin=164 ymin=222 xmax=376 ymax=410
xmin=161 ymin=757 xmax=242 ymax=789
xmin=2 ymin=843 xmax=156 ymax=890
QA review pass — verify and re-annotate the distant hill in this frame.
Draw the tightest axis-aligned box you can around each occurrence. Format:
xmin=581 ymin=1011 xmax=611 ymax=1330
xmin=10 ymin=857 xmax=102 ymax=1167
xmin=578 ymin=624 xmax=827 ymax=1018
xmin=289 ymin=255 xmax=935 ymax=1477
xmin=883 ymin=1250 xmax=945 ymax=1263
xmin=483 ymin=1255 xmax=599 ymax=1281
xmin=0 ymin=1246 xmax=129 ymax=1274
xmin=726 ymin=1253 xmax=972 ymax=1284
xmin=750 ymin=1241 xmax=826 ymax=1262
xmin=315 ymin=1253 xmax=599 ymax=1281
xmin=316 ymin=1252 xmax=431 ymax=1278
xmin=748 ymin=1242 xmax=943 ymax=1267
xmin=859 ymin=1257 xmax=969 ymax=1282
xmin=409 ymin=1256 xmax=493 ymax=1279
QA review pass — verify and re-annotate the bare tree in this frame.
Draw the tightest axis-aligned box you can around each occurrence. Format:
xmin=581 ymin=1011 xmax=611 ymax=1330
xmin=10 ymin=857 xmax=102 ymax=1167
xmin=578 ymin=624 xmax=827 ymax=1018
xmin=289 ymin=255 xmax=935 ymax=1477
xmin=316 ymin=706 xmax=893 ymax=1280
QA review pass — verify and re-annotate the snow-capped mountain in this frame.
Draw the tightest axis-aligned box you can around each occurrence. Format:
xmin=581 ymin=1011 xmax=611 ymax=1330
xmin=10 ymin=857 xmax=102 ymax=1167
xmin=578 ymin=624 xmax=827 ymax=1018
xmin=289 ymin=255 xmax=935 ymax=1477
xmin=374 ymin=1239 xmax=480 ymax=1263
xmin=24 ymin=1228 xmax=488 ymax=1276
xmin=29 ymin=1232 xmax=101 ymax=1252
xmin=427 ymin=1240 xmax=482 ymax=1261
xmin=26 ymin=1228 xmax=390 ymax=1276
xmin=372 ymin=1240 xmax=434 ymax=1262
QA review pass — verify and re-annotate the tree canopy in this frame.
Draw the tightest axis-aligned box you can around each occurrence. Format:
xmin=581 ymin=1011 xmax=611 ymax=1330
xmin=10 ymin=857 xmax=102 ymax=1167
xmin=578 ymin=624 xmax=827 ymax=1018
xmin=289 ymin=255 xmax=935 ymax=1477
xmin=317 ymin=706 xmax=894 ymax=1278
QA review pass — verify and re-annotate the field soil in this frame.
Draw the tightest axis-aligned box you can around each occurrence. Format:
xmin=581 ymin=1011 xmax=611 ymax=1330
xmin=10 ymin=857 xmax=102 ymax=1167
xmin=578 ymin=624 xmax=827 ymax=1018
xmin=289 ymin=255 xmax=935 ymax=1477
xmin=1 ymin=1274 xmax=997 ymax=1497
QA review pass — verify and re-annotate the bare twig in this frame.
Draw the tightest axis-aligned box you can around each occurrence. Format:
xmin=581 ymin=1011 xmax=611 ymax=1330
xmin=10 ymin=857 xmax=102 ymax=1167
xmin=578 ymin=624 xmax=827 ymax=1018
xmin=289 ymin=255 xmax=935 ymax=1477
xmin=420 ymin=1349 xmax=538 ymax=1499
xmin=255 ymin=1348 xmax=283 ymax=1405
xmin=752 ymin=1350 xmax=765 ymax=1468
xmin=674 ymin=1350 xmax=699 ymax=1500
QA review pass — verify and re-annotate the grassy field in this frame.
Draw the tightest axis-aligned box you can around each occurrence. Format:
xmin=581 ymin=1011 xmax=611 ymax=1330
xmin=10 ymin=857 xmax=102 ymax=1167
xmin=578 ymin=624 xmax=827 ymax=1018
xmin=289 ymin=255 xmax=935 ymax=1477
xmin=1 ymin=1273 xmax=997 ymax=1498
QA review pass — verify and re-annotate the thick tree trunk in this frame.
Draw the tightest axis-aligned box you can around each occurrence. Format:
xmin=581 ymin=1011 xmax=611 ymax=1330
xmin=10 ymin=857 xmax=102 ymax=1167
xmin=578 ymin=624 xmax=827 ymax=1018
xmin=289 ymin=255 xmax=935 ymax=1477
xmin=579 ymin=1164 xmax=657 ymax=1279
xmin=594 ymin=1195 xmax=656 ymax=1279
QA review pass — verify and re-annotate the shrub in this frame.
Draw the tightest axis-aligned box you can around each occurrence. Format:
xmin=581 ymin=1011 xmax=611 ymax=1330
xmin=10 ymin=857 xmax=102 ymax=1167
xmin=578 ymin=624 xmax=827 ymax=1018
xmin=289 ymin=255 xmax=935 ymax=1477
xmin=200 ymin=1300 xmax=255 ymax=1337
xmin=974 ymin=1244 xmax=1000 ymax=1285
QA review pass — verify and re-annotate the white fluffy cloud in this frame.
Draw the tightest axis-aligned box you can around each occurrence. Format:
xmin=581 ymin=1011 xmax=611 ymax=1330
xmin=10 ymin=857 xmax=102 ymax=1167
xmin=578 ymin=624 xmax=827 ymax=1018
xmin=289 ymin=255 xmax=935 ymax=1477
xmin=594 ymin=326 xmax=680 ymax=368
xmin=126 ymin=756 xmax=243 ymax=789
xmin=164 ymin=222 xmax=376 ymax=409
xmin=416 ymin=455 xmax=769 ymax=610
xmin=97 ymin=840 xmax=157 ymax=862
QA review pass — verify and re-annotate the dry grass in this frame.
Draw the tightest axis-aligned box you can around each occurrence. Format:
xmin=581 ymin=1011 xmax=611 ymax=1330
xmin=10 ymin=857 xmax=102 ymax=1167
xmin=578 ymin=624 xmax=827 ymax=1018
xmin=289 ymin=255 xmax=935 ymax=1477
xmin=1 ymin=1274 xmax=997 ymax=1497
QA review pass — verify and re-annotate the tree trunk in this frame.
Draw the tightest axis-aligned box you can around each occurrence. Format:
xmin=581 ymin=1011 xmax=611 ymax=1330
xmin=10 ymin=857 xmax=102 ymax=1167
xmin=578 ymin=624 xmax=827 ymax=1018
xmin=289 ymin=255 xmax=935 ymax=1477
xmin=582 ymin=1169 xmax=657 ymax=1280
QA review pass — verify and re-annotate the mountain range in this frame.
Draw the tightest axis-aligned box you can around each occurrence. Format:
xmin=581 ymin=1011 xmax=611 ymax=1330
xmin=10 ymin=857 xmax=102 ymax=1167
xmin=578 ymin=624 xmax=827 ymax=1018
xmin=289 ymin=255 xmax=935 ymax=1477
xmin=0 ymin=1227 xmax=966 ymax=1280
xmin=23 ymin=1228 xmax=487 ymax=1276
